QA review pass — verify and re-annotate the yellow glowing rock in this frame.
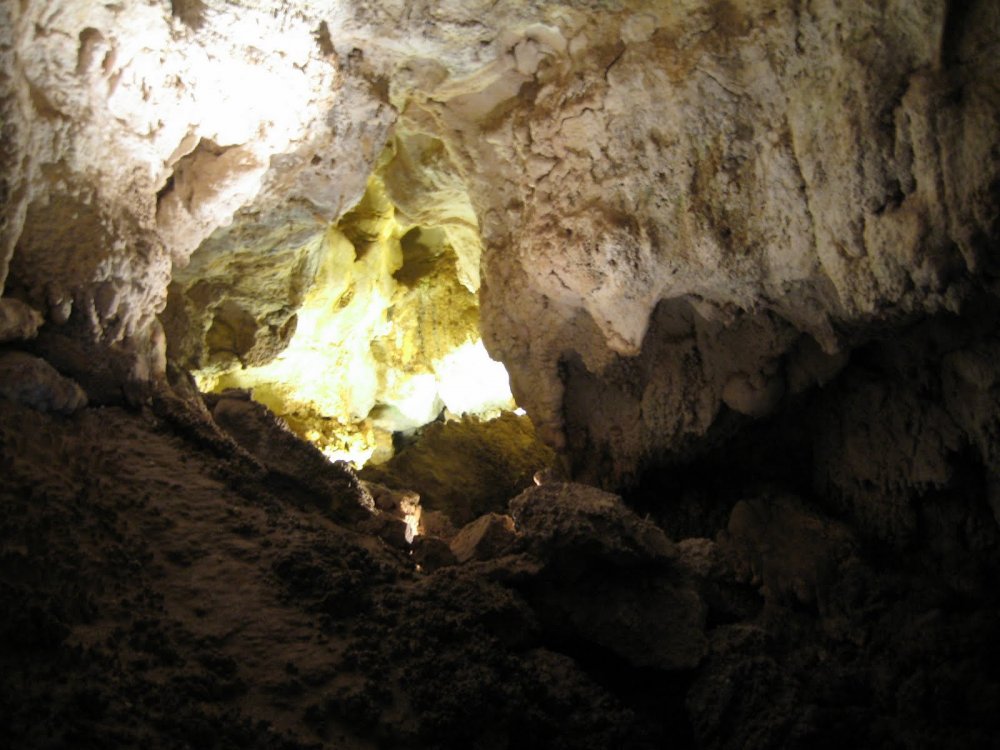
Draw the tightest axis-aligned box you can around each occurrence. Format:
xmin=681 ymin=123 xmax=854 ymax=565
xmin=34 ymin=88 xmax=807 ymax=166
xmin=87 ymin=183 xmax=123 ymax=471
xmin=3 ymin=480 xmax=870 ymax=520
xmin=360 ymin=412 xmax=556 ymax=526
xmin=191 ymin=155 xmax=515 ymax=467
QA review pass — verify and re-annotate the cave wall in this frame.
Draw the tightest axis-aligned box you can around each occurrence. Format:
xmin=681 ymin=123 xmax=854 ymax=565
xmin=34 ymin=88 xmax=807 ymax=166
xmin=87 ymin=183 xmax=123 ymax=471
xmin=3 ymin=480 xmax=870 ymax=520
xmin=0 ymin=0 xmax=392 ymax=395
xmin=396 ymin=0 xmax=1000 ymax=478
xmin=2 ymin=0 xmax=999 ymax=486
xmin=4 ymin=6 xmax=1000 ymax=746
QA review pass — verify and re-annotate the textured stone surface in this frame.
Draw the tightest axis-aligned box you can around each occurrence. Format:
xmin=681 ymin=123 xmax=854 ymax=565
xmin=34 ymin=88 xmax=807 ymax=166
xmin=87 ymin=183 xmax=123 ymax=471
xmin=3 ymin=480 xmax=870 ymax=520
xmin=720 ymin=493 xmax=858 ymax=611
xmin=208 ymin=391 xmax=373 ymax=522
xmin=509 ymin=482 xmax=705 ymax=670
xmin=4 ymin=351 xmax=1000 ymax=748
xmin=449 ymin=512 xmax=517 ymax=563
xmin=398 ymin=0 xmax=1000 ymax=480
xmin=3 ymin=3 xmax=1000 ymax=748
xmin=1 ymin=0 xmax=391 ymax=394
xmin=4 ymin=0 xmax=998 ymax=482
xmin=0 ymin=350 xmax=87 ymax=414
xmin=165 ymin=167 xmax=509 ymax=464
xmin=0 ymin=298 xmax=43 ymax=343
xmin=510 ymin=482 xmax=678 ymax=568
xmin=360 ymin=412 xmax=555 ymax=526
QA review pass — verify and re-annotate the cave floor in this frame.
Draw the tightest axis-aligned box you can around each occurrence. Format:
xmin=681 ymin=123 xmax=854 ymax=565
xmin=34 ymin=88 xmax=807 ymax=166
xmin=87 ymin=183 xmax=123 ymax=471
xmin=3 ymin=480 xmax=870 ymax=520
xmin=2 ymin=394 xmax=1000 ymax=749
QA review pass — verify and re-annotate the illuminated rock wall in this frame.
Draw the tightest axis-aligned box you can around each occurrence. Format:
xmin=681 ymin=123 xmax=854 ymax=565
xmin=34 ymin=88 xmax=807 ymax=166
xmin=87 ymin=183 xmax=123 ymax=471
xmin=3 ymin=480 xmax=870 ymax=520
xmin=3 ymin=0 xmax=999 ymax=482
xmin=399 ymin=0 xmax=1000 ymax=483
xmin=1 ymin=0 xmax=391 ymax=394
xmin=167 ymin=148 xmax=514 ymax=465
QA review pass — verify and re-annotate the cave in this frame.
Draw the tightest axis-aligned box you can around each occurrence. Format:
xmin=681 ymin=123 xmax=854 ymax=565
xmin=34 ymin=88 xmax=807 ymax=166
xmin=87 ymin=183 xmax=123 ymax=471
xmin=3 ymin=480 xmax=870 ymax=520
xmin=2 ymin=1 xmax=999 ymax=748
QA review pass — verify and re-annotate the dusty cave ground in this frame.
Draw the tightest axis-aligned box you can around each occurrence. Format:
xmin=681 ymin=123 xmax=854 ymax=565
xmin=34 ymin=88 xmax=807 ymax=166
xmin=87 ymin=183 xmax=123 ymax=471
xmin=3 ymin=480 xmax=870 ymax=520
xmin=3 ymin=325 xmax=1000 ymax=750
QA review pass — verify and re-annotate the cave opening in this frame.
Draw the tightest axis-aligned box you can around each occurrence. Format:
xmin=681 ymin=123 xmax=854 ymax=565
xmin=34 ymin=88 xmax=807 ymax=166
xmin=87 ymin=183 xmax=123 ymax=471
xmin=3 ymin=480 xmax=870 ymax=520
xmin=160 ymin=134 xmax=557 ymax=531
xmin=164 ymin=137 xmax=529 ymax=470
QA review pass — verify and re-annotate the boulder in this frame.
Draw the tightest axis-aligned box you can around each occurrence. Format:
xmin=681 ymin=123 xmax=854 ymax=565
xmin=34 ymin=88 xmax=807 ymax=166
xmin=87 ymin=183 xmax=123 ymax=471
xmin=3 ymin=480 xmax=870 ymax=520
xmin=0 ymin=351 xmax=87 ymax=414
xmin=410 ymin=536 xmax=457 ymax=572
xmin=531 ymin=570 xmax=707 ymax=671
xmin=509 ymin=482 xmax=676 ymax=571
xmin=0 ymin=298 xmax=43 ymax=343
xmin=358 ymin=512 xmax=410 ymax=551
xmin=449 ymin=513 xmax=517 ymax=564
xmin=509 ymin=482 xmax=705 ymax=670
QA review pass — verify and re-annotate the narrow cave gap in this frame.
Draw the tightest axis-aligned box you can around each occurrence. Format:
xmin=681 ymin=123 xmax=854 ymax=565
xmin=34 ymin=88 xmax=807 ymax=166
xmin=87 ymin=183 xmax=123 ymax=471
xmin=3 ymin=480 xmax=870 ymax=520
xmin=164 ymin=141 xmax=556 ymax=530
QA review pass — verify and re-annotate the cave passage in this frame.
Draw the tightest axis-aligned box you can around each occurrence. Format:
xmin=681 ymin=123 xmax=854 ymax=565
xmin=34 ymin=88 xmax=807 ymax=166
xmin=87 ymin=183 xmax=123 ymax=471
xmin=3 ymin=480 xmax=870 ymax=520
xmin=167 ymin=143 xmax=519 ymax=468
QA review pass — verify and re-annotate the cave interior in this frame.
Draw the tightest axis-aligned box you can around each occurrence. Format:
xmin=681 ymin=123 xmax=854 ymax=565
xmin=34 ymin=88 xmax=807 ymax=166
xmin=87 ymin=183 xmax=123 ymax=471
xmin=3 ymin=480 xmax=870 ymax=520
xmin=2 ymin=1 xmax=1000 ymax=748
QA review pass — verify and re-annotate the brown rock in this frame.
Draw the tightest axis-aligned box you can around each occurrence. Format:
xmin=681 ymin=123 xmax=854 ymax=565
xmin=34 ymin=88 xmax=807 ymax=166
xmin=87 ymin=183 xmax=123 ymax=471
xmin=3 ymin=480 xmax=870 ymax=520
xmin=419 ymin=510 xmax=458 ymax=542
xmin=531 ymin=571 xmax=707 ymax=671
xmin=449 ymin=513 xmax=517 ymax=564
xmin=410 ymin=536 xmax=456 ymax=572
xmin=362 ymin=481 xmax=420 ymax=519
xmin=509 ymin=482 xmax=676 ymax=570
xmin=0 ymin=298 xmax=43 ymax=343
xmin=719 ymin=494 xmax=858 ymax=613
xmin=210 ymin=395 xmax=373 ymax=521
xmin=358 ymin=512 xmax=410 ymax=551
xmin=0 ymin=351 xmax=87 ymax=414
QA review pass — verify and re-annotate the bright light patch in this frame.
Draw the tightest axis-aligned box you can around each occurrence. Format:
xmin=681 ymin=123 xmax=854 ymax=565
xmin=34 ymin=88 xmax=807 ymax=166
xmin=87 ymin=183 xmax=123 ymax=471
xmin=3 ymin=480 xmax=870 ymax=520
xmin=381 ymin=373 xmax=442 ymax=431
xmin=401 ymin=494 xmax=422 ymax=544
xmin=435 ymin=340 xmax=515 ymax=417
xmin=322 ymin=443 xmax=377 ymax=467
xmin=404 ymin=513 xmax=420 ymax=544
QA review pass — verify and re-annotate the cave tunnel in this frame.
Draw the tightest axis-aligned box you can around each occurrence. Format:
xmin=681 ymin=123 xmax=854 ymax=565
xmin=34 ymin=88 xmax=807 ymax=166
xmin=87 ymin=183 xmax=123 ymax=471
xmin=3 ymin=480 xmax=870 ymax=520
xmin=2 ymin=1 xmax=1000 ymax=748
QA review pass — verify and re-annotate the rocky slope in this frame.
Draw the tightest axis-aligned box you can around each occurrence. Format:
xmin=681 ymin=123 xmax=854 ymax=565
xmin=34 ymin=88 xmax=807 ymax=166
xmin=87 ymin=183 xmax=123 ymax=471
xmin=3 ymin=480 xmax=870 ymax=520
xmin=2 ymin=350 xmax=1000 ymax=748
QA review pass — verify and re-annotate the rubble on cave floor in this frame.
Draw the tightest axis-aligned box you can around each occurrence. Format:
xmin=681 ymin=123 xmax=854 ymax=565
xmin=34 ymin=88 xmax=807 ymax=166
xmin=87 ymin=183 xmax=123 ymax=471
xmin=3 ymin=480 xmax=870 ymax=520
xmin=2 ymin=385 xmax=1000 ymax=749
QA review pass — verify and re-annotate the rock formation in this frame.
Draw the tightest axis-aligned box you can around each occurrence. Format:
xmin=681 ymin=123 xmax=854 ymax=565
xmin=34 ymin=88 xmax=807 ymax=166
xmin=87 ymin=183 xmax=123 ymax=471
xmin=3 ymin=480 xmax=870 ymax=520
xmin=2 ymin=0 xmax=999 ymax=748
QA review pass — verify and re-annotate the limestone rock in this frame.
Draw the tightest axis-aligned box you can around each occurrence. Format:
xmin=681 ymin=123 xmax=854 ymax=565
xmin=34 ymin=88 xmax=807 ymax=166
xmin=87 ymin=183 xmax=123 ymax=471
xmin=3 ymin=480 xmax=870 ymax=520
xmin=360 ymin=412 xmax=556 ymax=526
xmin=362 ymin=481 xmax=420 ymax=518
xmin=510 ymin=483 xmax=704 ymax=670
xmin=166 ymin=169 xmax=506 ymax=461
xmin=675 ymin=537 xmax=718 ymax=579
xmin=358 ymin=512 xmax=410 ymax=551
xmin=2 ymin=0 xmax=391 ymax=397
xmin=719 ymin=494 xmax=858 ymax=615
xmin=509 ymin=482 xmax=677 ymax=570
xmin=359 ymin=480 xmax=421 ymax=544
xmin=0 ymin=298 xmax=43 ymax=343
xmin=418 ymin=509 xmax=458 ymax=542
xmin=449 ymin=513 xmax=517 ymax=564
xmin=530 ymin=569 xmax=708 ymax=671
xmin=428 ymin=0 xmax=1000 ymax=480
xmin=0 ymin=351 xmax=87 ymax=414
xmin=210 ymin=393 xmax=372 ymax=522
xmin=7 ymin=0 xmax=998 ymax=487
xmin=410 ymin=535 xmax=457 ymax=571
xmin=30 ymin=321 xmax=168 ymax=406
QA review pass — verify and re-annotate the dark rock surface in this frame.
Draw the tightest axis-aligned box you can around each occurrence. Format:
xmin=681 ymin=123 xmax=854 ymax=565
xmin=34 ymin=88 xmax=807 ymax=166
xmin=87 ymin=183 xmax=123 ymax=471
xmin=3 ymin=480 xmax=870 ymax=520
xmin=361 ymin=412 xmax=556 ymax=526
xmin=449 ymin=512 xmax=517 ymax=563
xmin=0 ymin=349 xmax=87 ymax=414
xmin=4 ymin=304 xmax=1000 ymax=749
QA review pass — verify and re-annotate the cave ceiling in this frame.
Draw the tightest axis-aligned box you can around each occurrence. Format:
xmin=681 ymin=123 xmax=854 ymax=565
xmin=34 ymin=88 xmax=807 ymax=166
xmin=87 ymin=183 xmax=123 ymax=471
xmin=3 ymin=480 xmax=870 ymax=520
xmin=1 ymin=0 xmax=998 ymax=479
